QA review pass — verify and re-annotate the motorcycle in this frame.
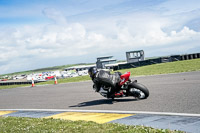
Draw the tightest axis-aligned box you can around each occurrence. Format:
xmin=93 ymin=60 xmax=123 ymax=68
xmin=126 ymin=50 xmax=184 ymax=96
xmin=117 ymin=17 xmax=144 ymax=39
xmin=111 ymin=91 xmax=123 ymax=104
xmin=93 ymin=71 xmax=149 ymax=100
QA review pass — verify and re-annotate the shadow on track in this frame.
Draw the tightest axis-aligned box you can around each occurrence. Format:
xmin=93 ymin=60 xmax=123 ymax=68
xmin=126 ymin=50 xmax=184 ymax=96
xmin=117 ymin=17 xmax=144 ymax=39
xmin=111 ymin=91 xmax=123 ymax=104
xmin=69 ymin=98 xmax=138 ymax=107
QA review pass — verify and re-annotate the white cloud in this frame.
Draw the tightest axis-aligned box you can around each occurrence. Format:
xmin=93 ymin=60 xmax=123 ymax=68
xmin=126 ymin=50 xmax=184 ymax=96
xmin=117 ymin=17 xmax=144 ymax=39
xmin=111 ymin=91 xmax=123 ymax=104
xmin=1 ymin=2 xmax=200 ymax=74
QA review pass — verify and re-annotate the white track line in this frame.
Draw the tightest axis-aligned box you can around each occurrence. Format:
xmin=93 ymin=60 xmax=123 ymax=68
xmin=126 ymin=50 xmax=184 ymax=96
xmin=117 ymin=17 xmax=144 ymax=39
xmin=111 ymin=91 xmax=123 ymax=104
xmin=1 ymin=109 xmax=200 ymax=117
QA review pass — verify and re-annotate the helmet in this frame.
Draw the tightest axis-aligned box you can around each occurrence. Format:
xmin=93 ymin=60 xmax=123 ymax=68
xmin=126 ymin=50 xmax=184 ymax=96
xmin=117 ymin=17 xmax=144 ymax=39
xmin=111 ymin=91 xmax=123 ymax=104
xmin=88 ymin=67 xmax=97 ymax=78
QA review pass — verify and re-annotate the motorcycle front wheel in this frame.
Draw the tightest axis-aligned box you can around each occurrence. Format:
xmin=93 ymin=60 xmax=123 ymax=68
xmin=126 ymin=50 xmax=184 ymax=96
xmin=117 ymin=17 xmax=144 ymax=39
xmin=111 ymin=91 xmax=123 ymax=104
xmin=128 ymin=82 xmax=149 ymax=99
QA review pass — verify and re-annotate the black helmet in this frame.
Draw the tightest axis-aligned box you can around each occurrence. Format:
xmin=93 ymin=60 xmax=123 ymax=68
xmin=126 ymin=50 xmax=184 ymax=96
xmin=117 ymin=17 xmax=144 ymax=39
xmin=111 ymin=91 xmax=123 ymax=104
xmin=88 ymin=67 xmax=97 ymax=78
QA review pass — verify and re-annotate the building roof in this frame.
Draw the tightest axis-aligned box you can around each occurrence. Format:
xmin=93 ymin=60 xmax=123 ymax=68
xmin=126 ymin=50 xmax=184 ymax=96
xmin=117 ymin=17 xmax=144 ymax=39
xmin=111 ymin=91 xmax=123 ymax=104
xmin=126 ymin=50 xmax=144 ymax=53
xmin=65 ymin=64 xmax=96 ymax=70
xmin=98 ymin=59 xmax=116 ymax=62
xmin=105 ymin=61 xmax=127 ymax=67
xmin=97 ymin=56 xmax=113 ymax=59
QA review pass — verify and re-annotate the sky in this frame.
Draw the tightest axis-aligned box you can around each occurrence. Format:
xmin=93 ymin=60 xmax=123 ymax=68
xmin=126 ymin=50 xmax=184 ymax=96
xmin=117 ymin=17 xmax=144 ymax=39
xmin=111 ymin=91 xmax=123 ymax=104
xmin=0 ymin=0 xmax=200 ymax=74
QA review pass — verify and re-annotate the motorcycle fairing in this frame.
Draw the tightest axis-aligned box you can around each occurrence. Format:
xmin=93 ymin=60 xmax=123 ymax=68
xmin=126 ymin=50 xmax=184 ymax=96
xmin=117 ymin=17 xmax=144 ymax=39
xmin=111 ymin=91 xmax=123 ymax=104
xmin=119 ymin=72 xmax=130 ymax=85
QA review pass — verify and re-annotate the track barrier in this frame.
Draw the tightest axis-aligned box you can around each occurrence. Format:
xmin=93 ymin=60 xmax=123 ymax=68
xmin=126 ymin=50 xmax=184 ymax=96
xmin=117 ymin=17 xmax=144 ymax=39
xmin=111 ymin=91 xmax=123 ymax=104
xmin=115 ymin=52 xmax=200 ymax=70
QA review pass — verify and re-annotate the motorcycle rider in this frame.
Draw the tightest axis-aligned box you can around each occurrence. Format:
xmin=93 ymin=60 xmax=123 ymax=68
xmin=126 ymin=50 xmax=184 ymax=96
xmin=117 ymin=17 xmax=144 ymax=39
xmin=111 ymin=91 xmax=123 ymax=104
xmin=88 ymin=67 xmax=122 ymax=98
xmin=88 ymin=67 xmax=101 ymax=92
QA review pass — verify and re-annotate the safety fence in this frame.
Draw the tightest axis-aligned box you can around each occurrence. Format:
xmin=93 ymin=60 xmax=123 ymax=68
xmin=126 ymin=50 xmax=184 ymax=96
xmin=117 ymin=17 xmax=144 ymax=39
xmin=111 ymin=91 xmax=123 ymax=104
xmin=114 ymin=53 xmax=200 ymax=70
xmin=0 ymin=80 xmax=45 ymax=86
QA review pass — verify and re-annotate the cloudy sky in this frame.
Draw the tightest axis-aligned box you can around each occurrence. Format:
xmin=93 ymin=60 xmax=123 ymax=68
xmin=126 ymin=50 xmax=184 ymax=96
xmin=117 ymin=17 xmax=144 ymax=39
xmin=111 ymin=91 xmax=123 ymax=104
xmin=0 ymin=0 xmax=200 ymax=74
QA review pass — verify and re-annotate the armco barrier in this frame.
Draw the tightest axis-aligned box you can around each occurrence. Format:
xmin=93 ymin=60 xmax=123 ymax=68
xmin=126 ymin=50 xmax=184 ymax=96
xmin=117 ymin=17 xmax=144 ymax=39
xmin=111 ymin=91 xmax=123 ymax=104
xmin=115 ymin=52 xmax=200 ymax=70
xmin=171 ymin=55 xmax=181 ymax=61
xmin=160 ymin=57 xmax=172 ymax=63
xmin=139 ymin=60 xmax=151 ymax=66
xmin=0 ymin=81 xmax=45 ymax=86
xmin=149 ymin=58 xmax=162 ymax=64
xmin=181 ymin=53 xmax=200 ymax=60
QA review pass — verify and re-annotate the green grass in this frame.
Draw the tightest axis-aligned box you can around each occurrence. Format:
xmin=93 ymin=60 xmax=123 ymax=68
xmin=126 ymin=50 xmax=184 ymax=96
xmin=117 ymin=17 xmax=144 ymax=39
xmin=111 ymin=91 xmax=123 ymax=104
xmin=0 ymin=117 xmax=183 ymax=133
xmin=0 ymin=84 xmax=30 ymax=89
xmin=37 ymin=75 xmax=91 ymax=85
xmin=118 ymin=58 xmax=200 ymax=76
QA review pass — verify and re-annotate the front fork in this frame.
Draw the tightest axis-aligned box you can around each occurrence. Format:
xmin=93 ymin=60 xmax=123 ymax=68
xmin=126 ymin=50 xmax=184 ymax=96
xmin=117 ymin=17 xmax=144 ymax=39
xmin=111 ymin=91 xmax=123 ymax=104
xmin=121 ymin=79 xmax=137 ymax=96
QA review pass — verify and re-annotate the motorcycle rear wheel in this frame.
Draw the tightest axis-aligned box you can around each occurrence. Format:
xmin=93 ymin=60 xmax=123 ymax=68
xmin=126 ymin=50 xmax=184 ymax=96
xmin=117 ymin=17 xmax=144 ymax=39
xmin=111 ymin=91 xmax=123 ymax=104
xmin=128 ymin=82 xmax=149 ymax=99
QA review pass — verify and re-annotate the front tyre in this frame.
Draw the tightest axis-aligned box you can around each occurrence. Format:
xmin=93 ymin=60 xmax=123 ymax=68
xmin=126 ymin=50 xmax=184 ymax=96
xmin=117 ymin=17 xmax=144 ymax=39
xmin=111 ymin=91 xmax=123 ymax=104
xmin=128 ymin=82 xmax=149 ymax=99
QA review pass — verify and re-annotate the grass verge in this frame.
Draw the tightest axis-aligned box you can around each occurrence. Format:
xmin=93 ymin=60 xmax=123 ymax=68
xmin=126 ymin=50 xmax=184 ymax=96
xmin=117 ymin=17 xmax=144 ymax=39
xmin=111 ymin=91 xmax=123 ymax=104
xmin=0 ymin=84 xmax=30 ymax=90
xmin=0 ymin=117 xmax=183 ymax=133
xmin=118 ymin=58 xmax=200 ymax=76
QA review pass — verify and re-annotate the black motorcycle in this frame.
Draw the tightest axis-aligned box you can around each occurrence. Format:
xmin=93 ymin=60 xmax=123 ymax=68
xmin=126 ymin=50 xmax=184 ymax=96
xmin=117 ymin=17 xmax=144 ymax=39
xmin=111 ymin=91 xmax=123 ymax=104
xmin=92 ymin=71 xmax=149 ymax=100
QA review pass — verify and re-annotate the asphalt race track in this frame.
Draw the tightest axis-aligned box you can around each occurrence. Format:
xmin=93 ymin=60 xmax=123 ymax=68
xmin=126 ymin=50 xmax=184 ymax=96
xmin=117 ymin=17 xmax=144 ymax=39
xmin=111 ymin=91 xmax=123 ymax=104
xmin=0 ymin=71 xmax=200 ymax=114
xmin=1 ymin=71 xmax=200 ymax=132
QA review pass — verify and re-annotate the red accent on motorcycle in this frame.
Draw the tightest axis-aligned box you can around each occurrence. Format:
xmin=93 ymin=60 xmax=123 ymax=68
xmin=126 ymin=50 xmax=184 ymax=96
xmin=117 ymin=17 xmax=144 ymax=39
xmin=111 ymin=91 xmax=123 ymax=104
xmin=119 ymin=72 xmax=131 ymax=86
xmin=115 ymin=91 xmax=123 ymax=97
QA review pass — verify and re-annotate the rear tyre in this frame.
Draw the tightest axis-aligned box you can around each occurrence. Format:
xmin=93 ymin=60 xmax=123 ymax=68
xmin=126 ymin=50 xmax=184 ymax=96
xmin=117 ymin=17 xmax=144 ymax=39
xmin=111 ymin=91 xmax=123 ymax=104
xmin=128 ymin=82 xmax=149 ymax=99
